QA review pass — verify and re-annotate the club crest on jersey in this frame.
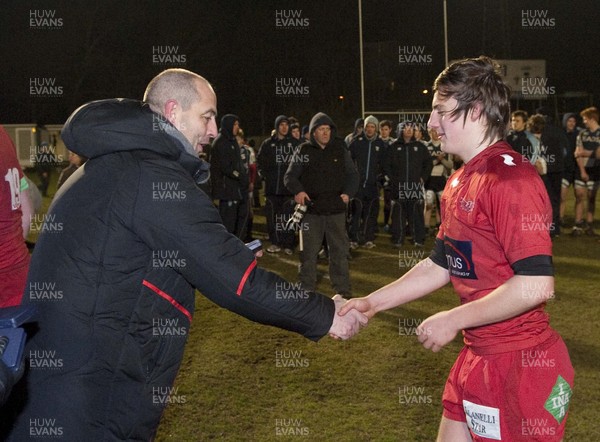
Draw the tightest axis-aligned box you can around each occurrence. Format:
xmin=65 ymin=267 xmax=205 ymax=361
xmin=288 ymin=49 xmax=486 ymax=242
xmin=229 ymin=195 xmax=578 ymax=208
xmin=459 ymin=197 xmax=474 ymax=213
xmin=443 ymin=236 xmax=478 ymax=279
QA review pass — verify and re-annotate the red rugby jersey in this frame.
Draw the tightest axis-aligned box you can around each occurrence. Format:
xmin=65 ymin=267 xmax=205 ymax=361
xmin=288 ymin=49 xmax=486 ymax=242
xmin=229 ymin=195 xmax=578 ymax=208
xmin=437 ymin=140 xmax=554 ymax=354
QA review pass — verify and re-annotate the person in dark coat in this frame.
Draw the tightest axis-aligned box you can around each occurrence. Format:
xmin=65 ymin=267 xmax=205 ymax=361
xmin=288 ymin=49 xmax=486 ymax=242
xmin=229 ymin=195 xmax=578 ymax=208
xmin=2 ymin=69 xmax=366 ymax=441
xmin=384 ymin=122 xmax=433 ymax=247
xmin=348 ymin=115 xmax=385 ymax=248
xmin=284 ymin=112 xmax=359 ymax=296
xmin=257 ymin=115 xmax=298 ymax=254
xmin=210 ymin=114 xmax=249 ymax=239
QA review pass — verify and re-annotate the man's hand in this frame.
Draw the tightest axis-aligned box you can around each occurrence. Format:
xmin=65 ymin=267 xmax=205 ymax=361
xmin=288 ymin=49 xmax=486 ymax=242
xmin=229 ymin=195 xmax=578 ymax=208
xmin=328 ymin=295 xmax=368 ymax=340
xmin=338 ymin=297 xmax=377 ymax=319
xmin=416 ymin=310 xmax=460 ymax=352
xmin=340 ymin=194 xmax=350 ymax=204
xmin=295 ymin=191 xmax=310 ymax=205
xmin=581 ymin=170 xmax=589 ymax=182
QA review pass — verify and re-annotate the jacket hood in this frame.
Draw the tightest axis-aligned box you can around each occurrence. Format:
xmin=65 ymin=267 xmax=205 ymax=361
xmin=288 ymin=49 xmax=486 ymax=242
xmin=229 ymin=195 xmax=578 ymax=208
xmin=353 ymin=118 xmax=364 ymax=135
xmin=274 ymin=115 xmax=289 ymax=130
xmin=219 ymin=114 xmax=239 ymax=139
xmin=309 ymin=112 xmax=336 ymax=145
xmin=61 ymin=98 xmax=210 ymax=184
xmin=562 ymin=112 xmax=577 ymax=129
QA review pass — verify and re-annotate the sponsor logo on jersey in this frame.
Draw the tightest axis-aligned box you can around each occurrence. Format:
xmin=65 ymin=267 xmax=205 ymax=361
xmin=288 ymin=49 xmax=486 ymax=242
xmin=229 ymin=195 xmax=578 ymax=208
xmin=443 ymin=236 xmax=478 ymax=279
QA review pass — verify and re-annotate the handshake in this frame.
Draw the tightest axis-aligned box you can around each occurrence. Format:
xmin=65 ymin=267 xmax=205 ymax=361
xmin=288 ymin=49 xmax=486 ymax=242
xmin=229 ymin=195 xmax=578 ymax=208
xmin=327 ymin=295 xmax=370 ymax=340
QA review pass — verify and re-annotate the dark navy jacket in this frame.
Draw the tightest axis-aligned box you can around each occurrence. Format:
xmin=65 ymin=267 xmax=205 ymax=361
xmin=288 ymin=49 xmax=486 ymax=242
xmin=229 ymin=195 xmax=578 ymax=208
xmin=349 ymin=134 xmax=385 ymax=199
xmin=5 ymin=99 xmax=334 ymax=441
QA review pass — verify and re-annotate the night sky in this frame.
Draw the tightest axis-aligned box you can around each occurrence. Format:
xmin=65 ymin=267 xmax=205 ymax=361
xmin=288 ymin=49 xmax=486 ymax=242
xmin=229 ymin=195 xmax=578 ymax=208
xmin=1 ymin=0 xmax=598 ymax=136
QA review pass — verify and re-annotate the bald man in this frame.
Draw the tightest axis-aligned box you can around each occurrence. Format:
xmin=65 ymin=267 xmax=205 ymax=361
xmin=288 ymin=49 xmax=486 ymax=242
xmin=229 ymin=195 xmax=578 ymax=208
xmin=4 ymin=69 xmax=367 ymax=441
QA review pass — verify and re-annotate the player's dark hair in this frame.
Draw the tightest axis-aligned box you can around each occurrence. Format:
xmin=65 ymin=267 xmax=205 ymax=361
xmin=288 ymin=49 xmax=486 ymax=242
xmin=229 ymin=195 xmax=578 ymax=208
xmin=433 ymin=56 xmax=511 ymax=144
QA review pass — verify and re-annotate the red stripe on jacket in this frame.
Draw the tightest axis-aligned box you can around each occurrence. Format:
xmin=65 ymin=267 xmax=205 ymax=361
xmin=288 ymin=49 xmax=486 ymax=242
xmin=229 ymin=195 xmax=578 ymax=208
xmin=142 ymin=279 xmax=193 ymax=323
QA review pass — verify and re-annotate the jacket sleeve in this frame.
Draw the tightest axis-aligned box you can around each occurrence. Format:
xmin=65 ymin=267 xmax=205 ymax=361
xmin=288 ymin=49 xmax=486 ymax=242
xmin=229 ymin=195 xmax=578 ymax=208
xmin=342 ymin=148 xmax=359 ymax=197
xmin=420 ymin=145 xmax=433 ymax=182
xmin=256 ymin=139 xmax=271 ymax=178
xmin=133 ymin=163 xmax=335 ymax=341
xmin=284 ymin=147 xmax=306 ymax=195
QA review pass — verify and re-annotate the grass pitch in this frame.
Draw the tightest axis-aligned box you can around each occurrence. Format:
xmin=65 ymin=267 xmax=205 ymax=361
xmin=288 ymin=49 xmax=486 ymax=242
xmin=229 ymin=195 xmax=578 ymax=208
xmin=155 ymin=204 xmax=600 ymax=441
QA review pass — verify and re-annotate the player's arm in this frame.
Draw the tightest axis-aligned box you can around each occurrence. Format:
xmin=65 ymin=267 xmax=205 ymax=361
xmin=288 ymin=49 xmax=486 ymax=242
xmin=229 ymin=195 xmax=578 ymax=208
xmin=451 ymin=273 xmax=552 ymax=329
xmin=418 ymin=270 xmax=552 ymax=352
xmin=339 ymin=256 xmax=450 ymax=319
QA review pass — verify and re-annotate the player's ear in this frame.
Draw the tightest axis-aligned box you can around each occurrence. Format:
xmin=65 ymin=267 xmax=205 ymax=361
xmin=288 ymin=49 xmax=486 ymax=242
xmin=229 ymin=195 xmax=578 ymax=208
xmin=470 ymin=103 xmax=483 ymax=121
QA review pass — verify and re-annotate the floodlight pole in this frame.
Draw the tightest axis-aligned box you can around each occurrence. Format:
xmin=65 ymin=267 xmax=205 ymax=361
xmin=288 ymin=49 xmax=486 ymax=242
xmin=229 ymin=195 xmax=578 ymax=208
xmin=359 ymin=0 xmax=365 ymax=118
xmin=444 ymin=0 xmax=449 ymax=67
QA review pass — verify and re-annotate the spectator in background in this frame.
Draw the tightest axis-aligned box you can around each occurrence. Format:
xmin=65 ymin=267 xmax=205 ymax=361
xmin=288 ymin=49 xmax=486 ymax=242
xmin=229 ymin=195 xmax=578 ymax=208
xmin=525 ymin=115 xmax=549 ymax=177
xmin=574 ymin=106 xmax=600 ymax=236
xmin=535 ymin=107 xmax=567 ymax=237
xmin=211 ymin=114 xmax=249 ymax=240
xmin=285 ymin=112 xmax=358 ymax=296
xmin=507 ymin=110 xmax=530 ymax=157
xmin=348 ymin=115 xmax=385 ymax=249
xmin=57 ymin=151 xmax=87 ymax=190
xmin=344 ymin=117 xmax=364 ymax=146
xmin=560 ymin=113 xmax=581 ymax=227
xmin=236 ymin=129 xmax=256 ymax=242
xmin=290 ymin=122 xmax=301 ymax=141
xmin=257 ymin=115 xmax=298 ymax=254
xmin=424 ymin=127 xmax=453 ymax=234
xmin=0 ymin=125 xmax=33 ymax=307
xmin=379 ymin=120 xmax=395 ymax=232
xmin=34 ymin=141 xmax=55 ymax=197
xmin=384 ymin=121 xmax=432 ymax=247
xmin=301 ymin=125 xmax=310 ymax=142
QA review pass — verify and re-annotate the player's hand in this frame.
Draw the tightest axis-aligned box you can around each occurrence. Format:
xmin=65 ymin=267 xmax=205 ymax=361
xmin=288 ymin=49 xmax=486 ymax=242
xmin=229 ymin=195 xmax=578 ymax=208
xmin=328 ymin=295 xmax=368 ymax=340
xmin=416 ymin=310 xmax=459 ymax=352
xmin=338 ymin=297 xmax=377 ymax=319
